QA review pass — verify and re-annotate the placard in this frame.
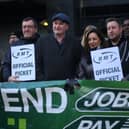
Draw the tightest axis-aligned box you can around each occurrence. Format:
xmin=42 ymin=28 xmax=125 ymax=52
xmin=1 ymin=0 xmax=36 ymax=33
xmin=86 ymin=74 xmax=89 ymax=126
xmin=11 ymin=44 xmax=35 ymax=81
xmin=91 ymin=47 xmax=123 ymax=81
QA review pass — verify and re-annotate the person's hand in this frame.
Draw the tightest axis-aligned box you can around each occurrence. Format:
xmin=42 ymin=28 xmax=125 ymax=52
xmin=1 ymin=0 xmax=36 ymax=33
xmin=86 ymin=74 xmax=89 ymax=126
xmin=8 ymin=76 xmax=19 ymax=82
xmin=64 ymin=79 xmax=80 ymax=94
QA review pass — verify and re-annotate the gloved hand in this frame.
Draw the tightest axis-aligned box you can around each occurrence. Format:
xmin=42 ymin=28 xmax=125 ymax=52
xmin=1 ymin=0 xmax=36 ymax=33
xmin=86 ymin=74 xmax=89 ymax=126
xmin=64 ymin=79 xmax=80 ymax=94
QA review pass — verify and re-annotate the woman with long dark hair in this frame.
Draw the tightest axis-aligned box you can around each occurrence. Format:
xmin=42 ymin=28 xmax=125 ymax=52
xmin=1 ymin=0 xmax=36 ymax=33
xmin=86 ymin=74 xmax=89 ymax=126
xmin=78 ymin=27 xmax=108 ymax=79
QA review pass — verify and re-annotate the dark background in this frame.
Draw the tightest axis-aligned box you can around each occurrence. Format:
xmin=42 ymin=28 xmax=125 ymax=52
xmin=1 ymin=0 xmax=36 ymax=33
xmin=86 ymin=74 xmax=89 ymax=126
xmin=0 ymin=0 xmax=129 ymax=59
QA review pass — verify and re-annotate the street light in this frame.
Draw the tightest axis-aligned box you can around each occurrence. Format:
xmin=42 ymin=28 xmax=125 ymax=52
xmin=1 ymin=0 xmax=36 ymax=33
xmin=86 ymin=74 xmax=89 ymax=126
xmin=40 ymin=20 xmax=49 ymax=27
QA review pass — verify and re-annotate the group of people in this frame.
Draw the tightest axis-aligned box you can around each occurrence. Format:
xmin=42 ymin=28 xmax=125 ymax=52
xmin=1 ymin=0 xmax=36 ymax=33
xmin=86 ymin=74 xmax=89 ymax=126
xmin=79 ymin=17 xmax=129 ymax=80
xmin=0 ymin=12 xmax=129 ymax=82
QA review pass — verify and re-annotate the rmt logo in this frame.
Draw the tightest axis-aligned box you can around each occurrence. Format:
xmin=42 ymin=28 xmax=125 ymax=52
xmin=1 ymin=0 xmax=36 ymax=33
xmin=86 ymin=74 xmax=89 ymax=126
xmin=63 ymin=115 xmax=129 ymax=129
xmin=92 ymin=51 xmax=117 ymax=64
xmin=75 ymin=87 xmax=129 ymax=112
xmin=12 ymin=47 xmax=32 ymax=59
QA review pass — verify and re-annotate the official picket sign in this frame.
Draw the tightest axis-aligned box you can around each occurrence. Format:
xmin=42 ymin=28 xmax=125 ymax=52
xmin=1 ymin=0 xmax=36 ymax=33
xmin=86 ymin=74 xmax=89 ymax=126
xmin=91 ymin=47 xmax=123 ymax=81
xmin=1 ymin=80 xmax=129 ymax=129
xmin=11 ymin=44 xmax=35 ymax=81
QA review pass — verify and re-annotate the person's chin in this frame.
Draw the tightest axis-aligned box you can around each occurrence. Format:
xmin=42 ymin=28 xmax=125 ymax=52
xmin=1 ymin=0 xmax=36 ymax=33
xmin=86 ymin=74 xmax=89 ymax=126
xmin=24 ymin=36 xmax=32 ymax=39
xmin=91 ymin=47 xmax=97 ymax=51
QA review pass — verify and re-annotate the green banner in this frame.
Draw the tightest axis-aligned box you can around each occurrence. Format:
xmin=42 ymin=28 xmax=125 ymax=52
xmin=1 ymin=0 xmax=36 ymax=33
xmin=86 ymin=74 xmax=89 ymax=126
xmin=0 ymin=80 xmax=129 ymax=129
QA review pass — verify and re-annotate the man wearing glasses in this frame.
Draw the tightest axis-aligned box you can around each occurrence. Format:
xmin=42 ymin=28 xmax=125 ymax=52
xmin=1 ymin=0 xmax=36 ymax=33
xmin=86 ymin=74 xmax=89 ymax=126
xmin=2 ymin=17 xmax=40 ymax=82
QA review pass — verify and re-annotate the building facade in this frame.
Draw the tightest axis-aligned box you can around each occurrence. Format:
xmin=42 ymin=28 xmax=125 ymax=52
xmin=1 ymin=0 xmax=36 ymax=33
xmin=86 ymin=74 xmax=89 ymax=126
xmin=0 ymin=0 xmax=129 ymax=53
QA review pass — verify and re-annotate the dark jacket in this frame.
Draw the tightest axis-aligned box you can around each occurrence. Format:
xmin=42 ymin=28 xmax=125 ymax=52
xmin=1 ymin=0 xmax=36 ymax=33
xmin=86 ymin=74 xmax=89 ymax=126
xmin=36 ymin=33 xmax=82 ymax=81
xmin=2 ymin=33 xmax=40 ymax=82
xmin=78 ymin=46 xmax=104 ymax=80
xmin=78 ymin=54 xmax=93 ymax=79
xmin=108 ymin=36 xmax=129 ymax=80
xmin=0 ymin=60 xmax=3 ymax=82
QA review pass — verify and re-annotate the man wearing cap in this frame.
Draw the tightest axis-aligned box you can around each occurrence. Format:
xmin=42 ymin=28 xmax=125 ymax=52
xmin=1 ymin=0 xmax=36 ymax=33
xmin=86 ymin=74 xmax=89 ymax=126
xmin=36 ymin=12 xmax=82 ymax=81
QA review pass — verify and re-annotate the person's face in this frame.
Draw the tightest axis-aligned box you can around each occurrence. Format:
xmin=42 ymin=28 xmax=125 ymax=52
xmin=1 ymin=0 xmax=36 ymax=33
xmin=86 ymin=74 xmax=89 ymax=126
xmin=52 ymin=20 xmax=69 ymax=35
xmin=88 ymin=32 xmax=101 ymax=49
xmin=9 ymin=35 xmax=19 ymax=45
xmin=22 ymin=20 xmax=37 ymax=38
xmin=122 ymin=19 xmax=129 ymax=37
xmin=107 ymin=21 xmax=122 ymax=42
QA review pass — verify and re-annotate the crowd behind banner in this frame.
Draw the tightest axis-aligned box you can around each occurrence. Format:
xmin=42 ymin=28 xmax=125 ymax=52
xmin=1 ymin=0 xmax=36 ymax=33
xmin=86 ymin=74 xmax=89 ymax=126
xmin=0 ymin=13 xmax=129 ymax=83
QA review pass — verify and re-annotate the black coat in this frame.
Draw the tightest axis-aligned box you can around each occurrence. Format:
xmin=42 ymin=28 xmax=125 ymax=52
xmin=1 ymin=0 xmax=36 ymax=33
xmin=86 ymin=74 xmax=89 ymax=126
xmin=36 ymin=33 xmax=82 ymax=81
xmin=78 ymin=46 xmax=104 ymax=80
xmin=108 ymin=36 xmax=129 ymax=80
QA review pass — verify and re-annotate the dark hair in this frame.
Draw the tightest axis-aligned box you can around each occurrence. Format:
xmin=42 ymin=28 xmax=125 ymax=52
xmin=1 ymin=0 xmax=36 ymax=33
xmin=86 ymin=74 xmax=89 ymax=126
xmin=123 ymin=18 xmax=129 ymax=25
xmin=105 ymin=17 xmax=121 ymax=26
xmin=123 ymin=18 xmax=129 ymax=21
xmin=81 ymin=25 xmax=97 ymax=46
xmin=22 ymin=17 xmax=38 ymax=28
xmin=8 ymin=31 xmax=21 ymax=39
xmin=83 ymin=28 xmax=108 ymax=57
xmin=9 ymin=32 xmax=17 ymax=36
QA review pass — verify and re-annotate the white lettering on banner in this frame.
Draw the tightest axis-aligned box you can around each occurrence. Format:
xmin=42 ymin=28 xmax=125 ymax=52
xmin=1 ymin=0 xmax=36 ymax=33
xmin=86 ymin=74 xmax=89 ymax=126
xmin=1 ymin=88 xmax=22 ymax=112
xmin=97 ymin=92 xmax=115 ymax=107
xmin=21 ymin=88 xmax=43 ymax=112
xmin=45 ymin=87 xmax=67 ymax=113
xmin=84 ymin=92 xmax=129 ymax=108
xmin=77 ymin=120 xmax=119 ymax=129
xmin=1 ymin=87 xmax=67 ymax=113
xmin=112 ymin=92 xmax=129 ymax=107
xmin=63 ymin=115 xmax=129 ymax=129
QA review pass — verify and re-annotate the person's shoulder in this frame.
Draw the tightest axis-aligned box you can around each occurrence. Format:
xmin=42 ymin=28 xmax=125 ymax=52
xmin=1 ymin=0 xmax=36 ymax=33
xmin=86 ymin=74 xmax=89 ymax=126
xmin=66 ymin=35 xmax=81 ymax=45
xmin=39 ymin=33 xmax=52 ymax=40
xmin=66 ymin=34 xmax=79 ymax=40
xmin=36 ymin=33 xmax=52 ymax=47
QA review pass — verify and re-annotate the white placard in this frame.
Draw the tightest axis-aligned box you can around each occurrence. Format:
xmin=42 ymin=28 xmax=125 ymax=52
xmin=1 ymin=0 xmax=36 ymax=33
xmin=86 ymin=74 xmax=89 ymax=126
xmin=11 ymin=44 xmax=35 ymax=81
xmin=91 ymin=47 xmax=123 ymax=81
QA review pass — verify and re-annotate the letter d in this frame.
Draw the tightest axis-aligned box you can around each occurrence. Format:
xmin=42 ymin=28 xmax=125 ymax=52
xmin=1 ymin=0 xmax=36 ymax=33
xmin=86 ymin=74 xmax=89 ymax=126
xmin=45 ymin=87 xmax=67 ymax=113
